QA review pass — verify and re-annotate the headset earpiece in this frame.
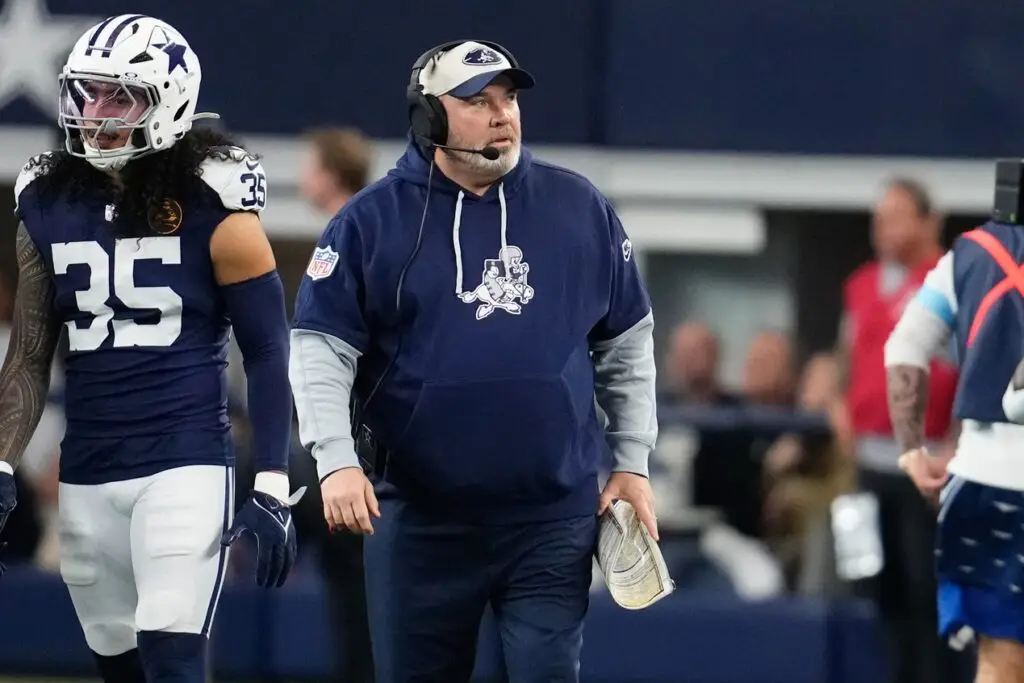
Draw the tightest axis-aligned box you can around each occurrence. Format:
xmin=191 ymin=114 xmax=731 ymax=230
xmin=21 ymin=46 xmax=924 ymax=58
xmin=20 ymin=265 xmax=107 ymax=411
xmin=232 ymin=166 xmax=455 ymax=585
xmin=407 ymin=92 xmax=448 ymax=147
xmin=405 ymin=39 xmax=520 ymax=148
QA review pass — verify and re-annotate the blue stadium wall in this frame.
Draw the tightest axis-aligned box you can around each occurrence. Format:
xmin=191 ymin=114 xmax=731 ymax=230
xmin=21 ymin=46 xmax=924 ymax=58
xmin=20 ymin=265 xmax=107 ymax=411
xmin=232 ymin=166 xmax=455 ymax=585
xmin=4 ymin=0 xmax=1024 ymax=158
xmin=1 ymin=564 xmax=888 ymax=682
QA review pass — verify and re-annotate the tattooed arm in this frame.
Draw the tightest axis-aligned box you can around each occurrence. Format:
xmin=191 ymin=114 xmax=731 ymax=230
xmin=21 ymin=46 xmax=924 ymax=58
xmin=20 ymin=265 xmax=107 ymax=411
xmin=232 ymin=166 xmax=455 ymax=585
xmin=884 ymin=253 xmax=958 ymax=454
xmin=0 ymin=224 xmax=60 ymax=469
xmin=886 ymin=365 xmax=929 ymax=453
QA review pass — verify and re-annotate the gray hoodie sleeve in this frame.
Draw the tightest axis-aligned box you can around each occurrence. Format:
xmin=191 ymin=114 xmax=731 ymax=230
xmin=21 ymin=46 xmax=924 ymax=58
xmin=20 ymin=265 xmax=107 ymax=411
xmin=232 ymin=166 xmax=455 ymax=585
xmin=590 ymin=310 xmax=659 ymax=477
xmin=288 ymin=328 xmax=363 ymax=481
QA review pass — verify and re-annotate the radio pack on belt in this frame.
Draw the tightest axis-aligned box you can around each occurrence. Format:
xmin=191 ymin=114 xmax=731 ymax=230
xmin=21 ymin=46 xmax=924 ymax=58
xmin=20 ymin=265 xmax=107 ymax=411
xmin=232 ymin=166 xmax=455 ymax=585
xmin=350 ymin=396 xmax=386 ymax=476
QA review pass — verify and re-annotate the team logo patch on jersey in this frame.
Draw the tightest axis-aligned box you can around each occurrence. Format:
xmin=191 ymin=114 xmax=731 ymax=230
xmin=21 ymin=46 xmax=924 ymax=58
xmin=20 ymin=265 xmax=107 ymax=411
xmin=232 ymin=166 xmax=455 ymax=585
xmin=148 ymin=198 xmax=183 ymax=234
xmin=307 ymin=246 xmax=340 ymax=281
xmin=621 ymin=238 xmax=633 ymax=262
xmin=457 ymin=245 xmax=534 ymax=320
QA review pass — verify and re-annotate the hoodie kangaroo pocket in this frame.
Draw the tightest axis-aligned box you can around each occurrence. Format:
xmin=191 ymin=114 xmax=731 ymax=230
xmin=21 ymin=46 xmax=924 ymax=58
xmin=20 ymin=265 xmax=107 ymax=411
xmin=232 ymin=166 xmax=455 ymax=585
xmin=394 ymin=375 xmax=581 ymax=503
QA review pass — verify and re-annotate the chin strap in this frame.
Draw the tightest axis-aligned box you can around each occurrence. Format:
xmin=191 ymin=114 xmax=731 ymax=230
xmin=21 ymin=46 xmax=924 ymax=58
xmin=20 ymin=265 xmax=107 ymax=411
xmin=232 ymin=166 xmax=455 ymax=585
xmin=189 ymin=112 xmax=221 ymax=123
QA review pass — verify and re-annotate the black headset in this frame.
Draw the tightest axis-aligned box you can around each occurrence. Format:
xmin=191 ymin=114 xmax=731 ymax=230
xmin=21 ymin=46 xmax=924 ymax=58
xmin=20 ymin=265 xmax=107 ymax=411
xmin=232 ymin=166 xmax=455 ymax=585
xmin=405 ymin=39 xmax=521 ymax=148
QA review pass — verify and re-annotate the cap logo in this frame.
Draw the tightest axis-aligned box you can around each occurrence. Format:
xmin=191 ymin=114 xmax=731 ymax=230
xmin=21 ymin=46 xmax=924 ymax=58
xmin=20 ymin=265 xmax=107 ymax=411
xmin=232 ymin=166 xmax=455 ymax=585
xmin=463 ymin=47 xmax=502 ymax=66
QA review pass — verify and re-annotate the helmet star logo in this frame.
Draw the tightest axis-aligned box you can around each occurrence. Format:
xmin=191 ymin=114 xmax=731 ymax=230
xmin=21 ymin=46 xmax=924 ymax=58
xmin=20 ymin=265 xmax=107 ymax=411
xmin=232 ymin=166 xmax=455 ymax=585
xmin=153 ymin=40 xmax=188 ymax=74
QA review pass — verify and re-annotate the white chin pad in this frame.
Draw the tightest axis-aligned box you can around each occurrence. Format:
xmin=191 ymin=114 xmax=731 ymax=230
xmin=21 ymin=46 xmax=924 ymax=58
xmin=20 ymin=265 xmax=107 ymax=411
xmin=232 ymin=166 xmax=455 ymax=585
xmin=81 ymin=138 xmax=137 ymax=171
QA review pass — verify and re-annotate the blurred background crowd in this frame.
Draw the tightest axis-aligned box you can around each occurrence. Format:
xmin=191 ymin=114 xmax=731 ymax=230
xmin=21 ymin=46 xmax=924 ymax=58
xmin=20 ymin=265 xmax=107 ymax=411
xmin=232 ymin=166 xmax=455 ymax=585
xmin=2 ymin=1 xmax=1022 ymax=682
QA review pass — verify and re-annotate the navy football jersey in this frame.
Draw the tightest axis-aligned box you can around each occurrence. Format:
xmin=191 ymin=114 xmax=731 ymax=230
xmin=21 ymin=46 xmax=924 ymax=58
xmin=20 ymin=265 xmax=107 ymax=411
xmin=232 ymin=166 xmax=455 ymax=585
xmin=13 ymin=148 xmax=268 ymax=485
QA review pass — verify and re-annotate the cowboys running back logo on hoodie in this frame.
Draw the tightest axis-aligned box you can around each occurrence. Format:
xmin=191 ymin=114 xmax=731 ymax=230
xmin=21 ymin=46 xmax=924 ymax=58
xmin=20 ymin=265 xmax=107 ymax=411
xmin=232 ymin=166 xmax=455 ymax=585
xmin=457 ymin=245 xmax=534 ymax=319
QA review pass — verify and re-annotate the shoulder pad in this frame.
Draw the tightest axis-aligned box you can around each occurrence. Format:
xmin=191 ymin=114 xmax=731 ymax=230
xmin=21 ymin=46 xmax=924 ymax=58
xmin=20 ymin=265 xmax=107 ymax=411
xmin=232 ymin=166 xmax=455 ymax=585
xmin=14 ymin=153 xmax=52 ymax=217
xmin=199 ymin=147 xmax=268 ymax=214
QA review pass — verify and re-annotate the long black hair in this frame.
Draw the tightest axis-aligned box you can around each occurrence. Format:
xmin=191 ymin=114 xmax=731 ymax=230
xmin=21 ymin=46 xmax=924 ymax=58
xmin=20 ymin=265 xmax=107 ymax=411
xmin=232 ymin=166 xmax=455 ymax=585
xmin=25 ymin=127 xmax=255 ymax=238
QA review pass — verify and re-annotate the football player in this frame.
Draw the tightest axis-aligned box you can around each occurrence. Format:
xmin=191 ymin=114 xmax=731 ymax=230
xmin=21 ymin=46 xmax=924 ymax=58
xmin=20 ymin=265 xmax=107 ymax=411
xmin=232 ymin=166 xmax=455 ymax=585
xmin=0 ymin=14 xmax=300 ymax=683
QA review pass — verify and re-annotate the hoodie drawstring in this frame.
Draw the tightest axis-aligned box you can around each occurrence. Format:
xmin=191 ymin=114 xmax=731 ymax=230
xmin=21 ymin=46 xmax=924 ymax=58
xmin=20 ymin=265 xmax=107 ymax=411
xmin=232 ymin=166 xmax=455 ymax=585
xmin=453 ymin=190 xmax=465 ymax=294
xmin=453 ymin=182 xmax=506 ymax=296
xmin=498 ymin=182 xmax=508 ymax=253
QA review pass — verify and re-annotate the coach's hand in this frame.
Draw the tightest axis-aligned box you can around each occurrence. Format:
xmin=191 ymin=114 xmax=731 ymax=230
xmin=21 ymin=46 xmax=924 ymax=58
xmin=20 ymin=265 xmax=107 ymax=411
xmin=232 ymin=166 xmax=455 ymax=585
xmin=222 ymin=484 xmax=305 ymax=588
xmin=322 ymin=467 xmax=379 ymax=535
xmin=0 ymin=468 xmax=15 ymax=575
xmin=600 ymin=472 xmax=659 ymax=541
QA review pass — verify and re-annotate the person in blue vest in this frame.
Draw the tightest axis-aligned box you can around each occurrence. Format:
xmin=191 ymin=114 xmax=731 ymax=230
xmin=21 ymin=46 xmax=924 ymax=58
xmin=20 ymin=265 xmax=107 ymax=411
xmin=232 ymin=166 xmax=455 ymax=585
xmin=885 ymin=165 xmax=1024 ymax=683
xmin=289 ymin=39 xmax=659 ymax=683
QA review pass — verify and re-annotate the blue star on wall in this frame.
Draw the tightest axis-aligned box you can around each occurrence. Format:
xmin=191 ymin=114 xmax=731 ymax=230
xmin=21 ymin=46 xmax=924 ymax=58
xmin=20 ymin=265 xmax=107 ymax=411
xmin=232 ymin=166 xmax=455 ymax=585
xmin=154 ymin=41 xmax=188 ymax=74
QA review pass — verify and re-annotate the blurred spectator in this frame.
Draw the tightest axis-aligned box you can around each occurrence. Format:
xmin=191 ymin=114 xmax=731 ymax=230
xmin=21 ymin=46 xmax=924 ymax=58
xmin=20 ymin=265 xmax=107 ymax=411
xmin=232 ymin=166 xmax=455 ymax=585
xmin=300 ymin=127 xmax=374 ymax=216
xmin=662 ymin=322 xmax=739 ymax=406
xmin=837 ymin=178 xmax=965 ymax=683
xmin=651 ymin=322 xmax=785 ymax=600
xmin=742 ymin=330 xmax=796 ymax=408
xmin=291 ymin=126 xmax=375 ymax=683
xmin=661 ymin=323 xmax=753 ymax=532
xmin=763 ymin=353 xmax=835 ymax=476
xmin=762 ymin=352 xmax=854 ymax=590
xmin=689 ymin=330 xmax=798 ymax=543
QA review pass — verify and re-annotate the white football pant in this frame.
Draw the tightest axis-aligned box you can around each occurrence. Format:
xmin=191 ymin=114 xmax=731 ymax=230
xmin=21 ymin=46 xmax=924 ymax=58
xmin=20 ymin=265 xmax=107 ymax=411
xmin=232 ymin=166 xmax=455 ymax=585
xmin=57 ymin=465 xmax=234 ymax=656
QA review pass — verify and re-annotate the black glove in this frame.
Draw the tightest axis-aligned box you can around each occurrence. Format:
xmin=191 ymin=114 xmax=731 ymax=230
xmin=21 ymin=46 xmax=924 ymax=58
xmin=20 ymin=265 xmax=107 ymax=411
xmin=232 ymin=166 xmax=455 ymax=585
xmin=221 ymin=487 xmax=305 ymax=588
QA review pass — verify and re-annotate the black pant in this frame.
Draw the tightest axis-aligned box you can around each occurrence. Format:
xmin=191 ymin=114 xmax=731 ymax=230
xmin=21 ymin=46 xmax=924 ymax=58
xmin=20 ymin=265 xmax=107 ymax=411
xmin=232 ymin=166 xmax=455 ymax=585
xmin=320 ymin=531 xmax=376 ymax=683
xmin=364 ymin=499 xmax=595 ymax=683
xmin=852 ymin=468 xmax=973 ymax=683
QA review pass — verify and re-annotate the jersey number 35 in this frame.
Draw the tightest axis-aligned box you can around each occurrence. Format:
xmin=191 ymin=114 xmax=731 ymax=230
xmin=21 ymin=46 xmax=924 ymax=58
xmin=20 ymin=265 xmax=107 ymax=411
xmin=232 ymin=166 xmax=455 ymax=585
xmin=52 ymin=237 xmax=182 ymax=352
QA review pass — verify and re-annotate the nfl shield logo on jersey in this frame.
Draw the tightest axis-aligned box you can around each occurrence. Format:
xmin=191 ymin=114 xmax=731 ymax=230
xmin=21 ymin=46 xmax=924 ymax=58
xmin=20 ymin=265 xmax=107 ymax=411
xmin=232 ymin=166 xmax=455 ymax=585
xmin=306 ymin=246 xmax=339 ymax=281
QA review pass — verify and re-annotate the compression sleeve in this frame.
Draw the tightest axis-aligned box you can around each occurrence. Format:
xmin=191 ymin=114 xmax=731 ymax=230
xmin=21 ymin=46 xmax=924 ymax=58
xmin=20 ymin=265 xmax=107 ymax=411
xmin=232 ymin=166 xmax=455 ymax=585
xmin=221 ymin=271 xmax=292 ymax=474
xmin=288 ymin=328 xmax=361 ymax=481
xmin=591 ymin=310 xmax=658 ymax=477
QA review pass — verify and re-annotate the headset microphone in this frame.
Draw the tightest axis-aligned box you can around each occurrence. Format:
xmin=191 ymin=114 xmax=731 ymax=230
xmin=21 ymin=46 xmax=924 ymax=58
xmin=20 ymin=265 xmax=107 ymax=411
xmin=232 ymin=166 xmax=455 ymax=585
xmin=431 ymin=141 xmax=500 ymax=161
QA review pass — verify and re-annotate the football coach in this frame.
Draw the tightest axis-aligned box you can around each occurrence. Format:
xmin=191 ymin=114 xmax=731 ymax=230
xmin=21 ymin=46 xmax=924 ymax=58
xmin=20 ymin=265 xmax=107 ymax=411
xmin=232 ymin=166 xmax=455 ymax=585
xmin=288 ymin=38 xmax=659 ymax=683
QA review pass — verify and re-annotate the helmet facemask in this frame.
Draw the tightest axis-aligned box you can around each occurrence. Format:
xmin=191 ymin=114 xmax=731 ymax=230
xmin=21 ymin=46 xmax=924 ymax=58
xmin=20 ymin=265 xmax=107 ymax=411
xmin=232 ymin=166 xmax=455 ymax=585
xmin=59 ymin=73 xmax=159 ymax=172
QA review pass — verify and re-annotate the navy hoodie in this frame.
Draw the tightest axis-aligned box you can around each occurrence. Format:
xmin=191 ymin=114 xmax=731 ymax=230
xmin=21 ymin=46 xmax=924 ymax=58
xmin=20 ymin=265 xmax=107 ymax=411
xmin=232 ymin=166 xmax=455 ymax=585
xmin=292 ymin=142 xmax=652 ymax=522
